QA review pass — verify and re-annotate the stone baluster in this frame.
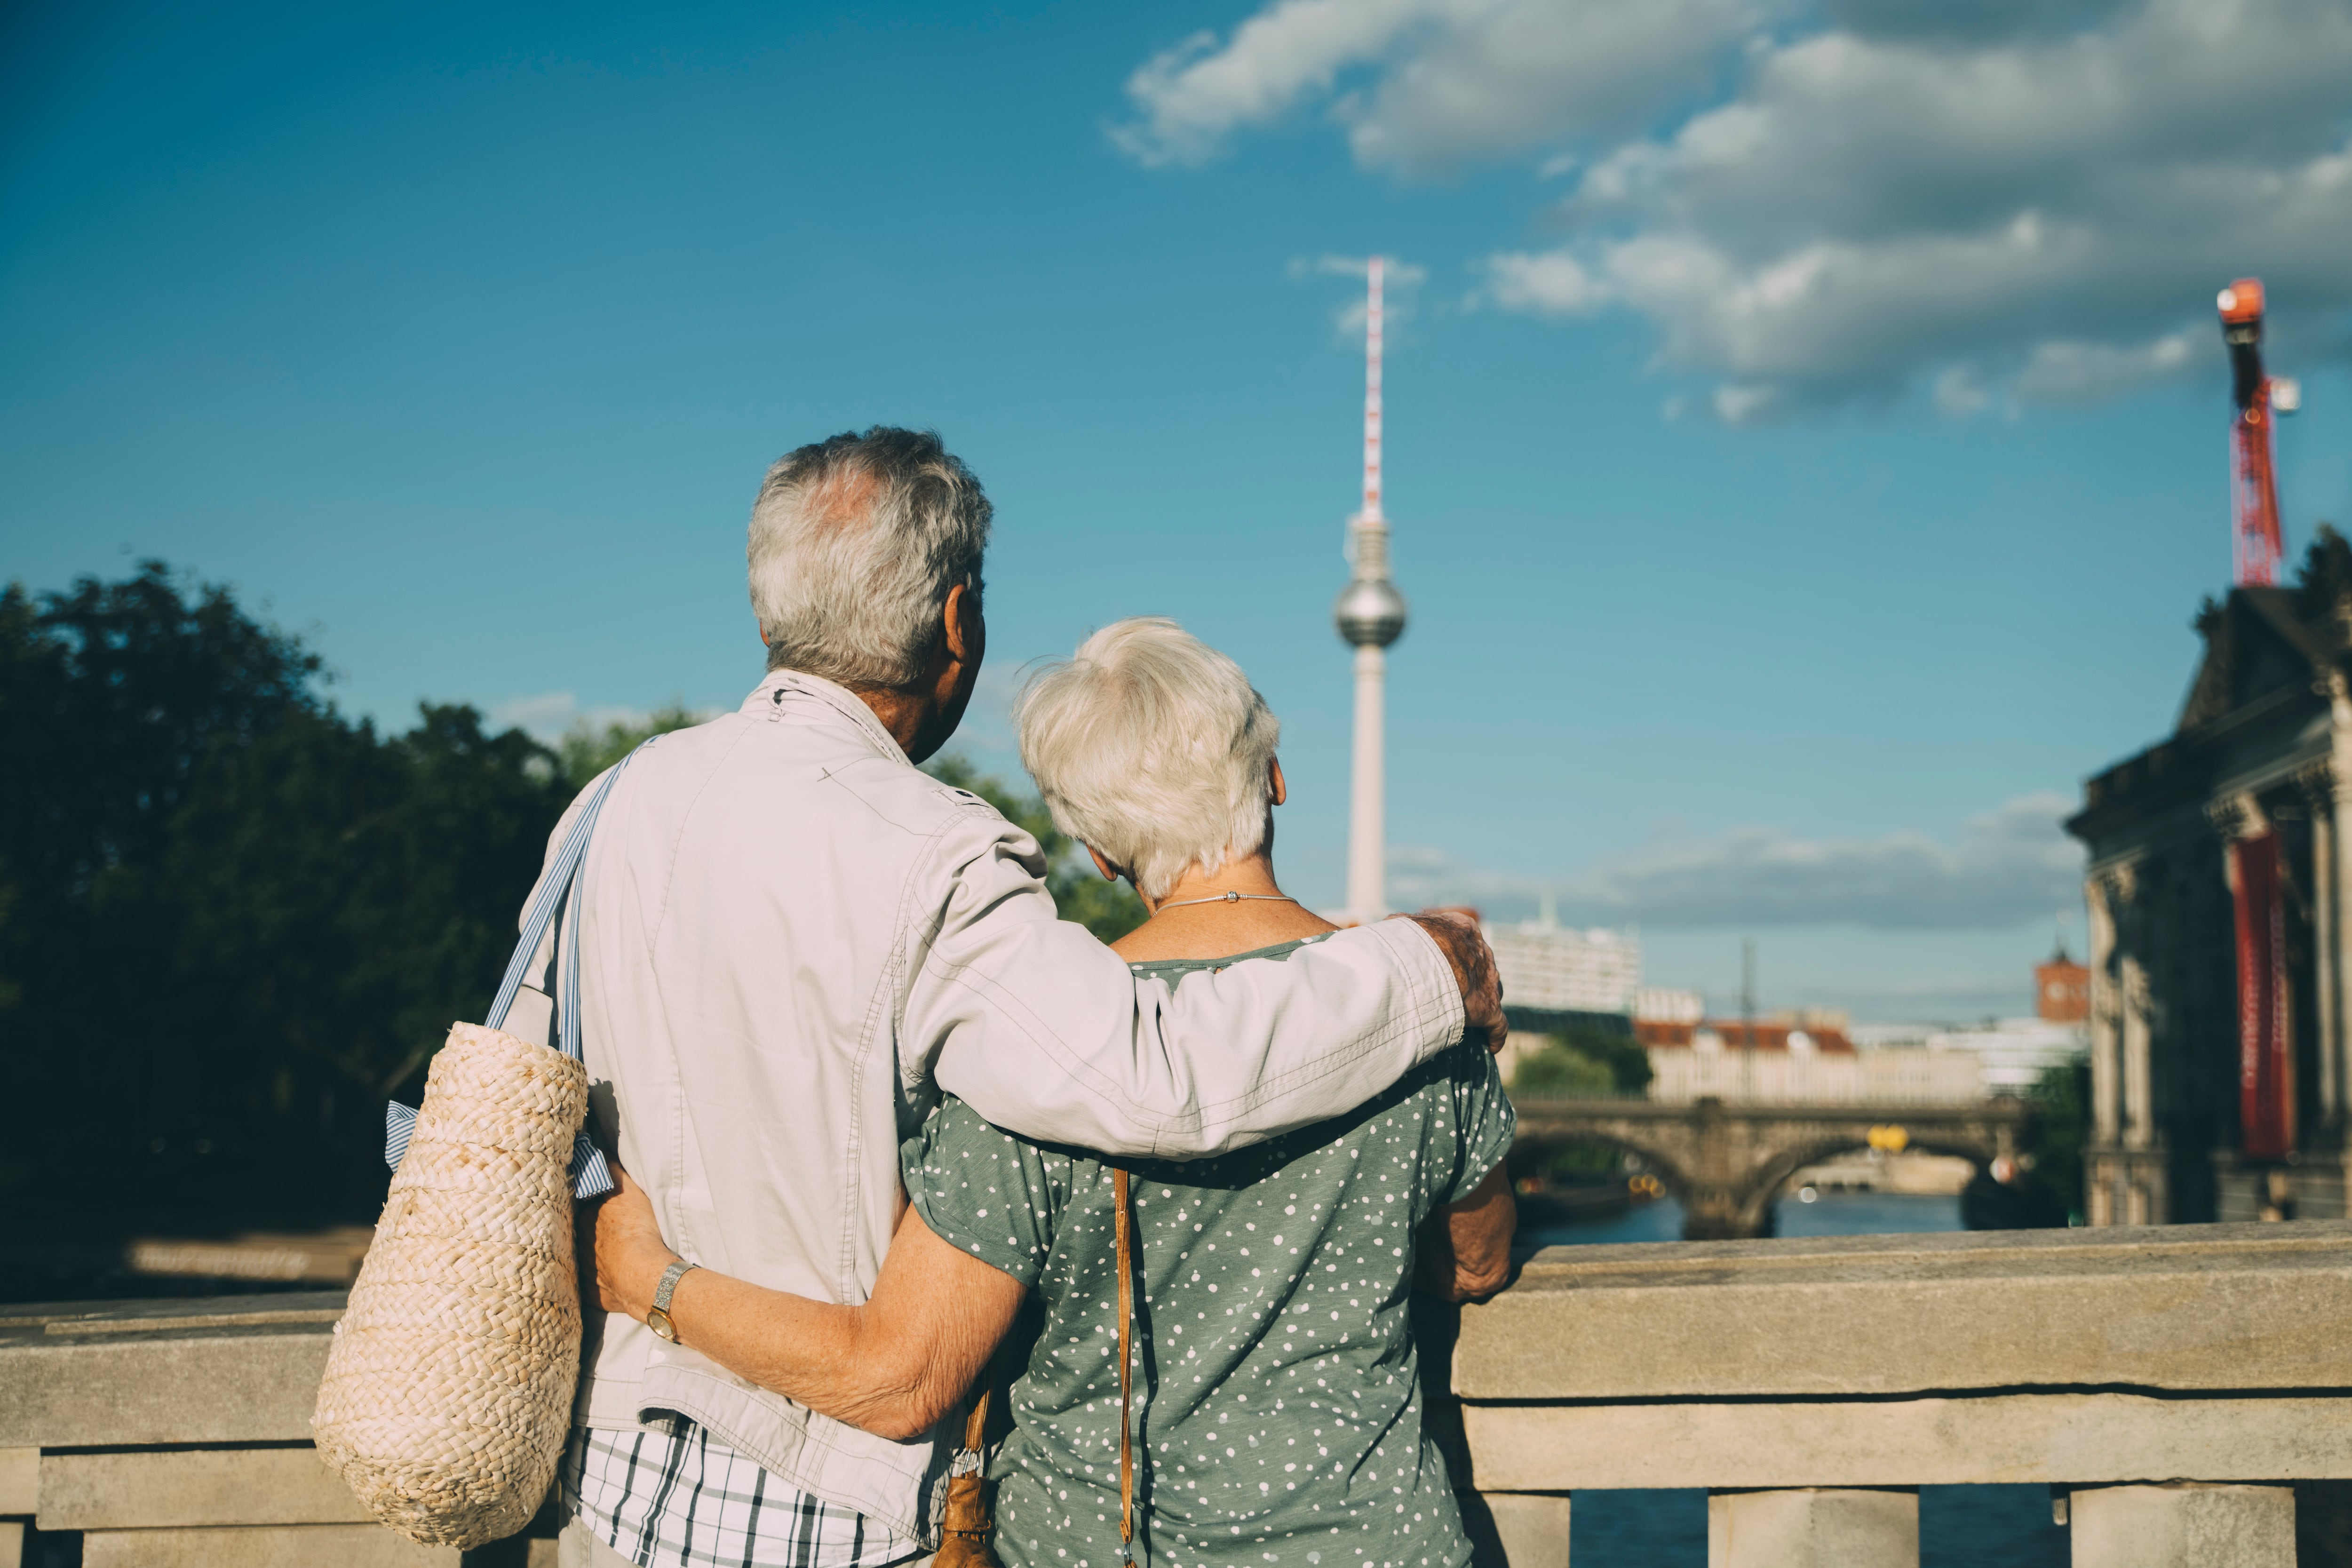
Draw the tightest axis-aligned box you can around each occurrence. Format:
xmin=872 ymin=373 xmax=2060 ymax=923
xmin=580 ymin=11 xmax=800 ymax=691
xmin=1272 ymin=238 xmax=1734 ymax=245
xmin=2067 ymin=1482 xmax=2295 ymax=1567
xmin=1708 ymin=1488 xmax=1918 ymax=1567
xmin=1467 ymin=1493 xmax=1571 ymax=1568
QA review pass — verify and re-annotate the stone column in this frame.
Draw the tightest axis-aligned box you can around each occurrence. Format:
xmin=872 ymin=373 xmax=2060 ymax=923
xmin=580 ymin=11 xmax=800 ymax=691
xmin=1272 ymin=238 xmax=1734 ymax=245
xmin=2086 ymin=868 xmax=2128 ymax=1225
xmin=2122 ymin=954 xmax=2153 ymax=1153
xmin=2300 ymin=763 xmax=2343 ymax=1131
xmin=1708 ymin=1488 xmax=1917 ymax=1568
xmin=2087 ymin=869 xmax=2121 ymax=1145
xmin=2337 ymin=764 xmax=2352 ymax=1142
xmin=2070 ymin=1483 xmax=2294 ymax=1568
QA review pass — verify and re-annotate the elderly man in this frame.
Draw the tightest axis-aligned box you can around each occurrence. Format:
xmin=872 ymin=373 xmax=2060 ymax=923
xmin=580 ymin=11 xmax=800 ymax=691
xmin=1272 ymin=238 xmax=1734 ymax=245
xmin=525 ymin=428 xmax=1502 ymax=1568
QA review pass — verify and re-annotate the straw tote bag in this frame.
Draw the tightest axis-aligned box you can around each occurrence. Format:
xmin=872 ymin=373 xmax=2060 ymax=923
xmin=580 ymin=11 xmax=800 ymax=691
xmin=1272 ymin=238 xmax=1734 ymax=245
xmin=313 ymin=747 xmax=641 ymax=1549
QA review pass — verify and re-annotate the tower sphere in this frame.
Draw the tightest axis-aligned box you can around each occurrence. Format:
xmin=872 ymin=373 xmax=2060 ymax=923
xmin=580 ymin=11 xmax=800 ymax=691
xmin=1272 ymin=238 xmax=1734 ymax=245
xmin=1334 ymin=576 xmax=1407 ymax=648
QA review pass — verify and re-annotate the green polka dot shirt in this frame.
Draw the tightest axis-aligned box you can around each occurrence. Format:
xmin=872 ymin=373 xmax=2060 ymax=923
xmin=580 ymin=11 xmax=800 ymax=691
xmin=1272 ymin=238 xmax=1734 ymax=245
xmin=903 ymin=937 xmax=1516 ymax=1568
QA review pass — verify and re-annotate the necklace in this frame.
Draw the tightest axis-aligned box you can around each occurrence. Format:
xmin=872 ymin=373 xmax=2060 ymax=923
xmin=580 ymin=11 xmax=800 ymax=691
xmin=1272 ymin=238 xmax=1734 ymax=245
xmin=1154 ymin=890 xmax=1299 ymax=911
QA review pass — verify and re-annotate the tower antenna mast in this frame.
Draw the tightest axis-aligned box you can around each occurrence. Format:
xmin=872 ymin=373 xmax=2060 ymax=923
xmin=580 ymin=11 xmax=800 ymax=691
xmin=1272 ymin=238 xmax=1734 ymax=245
xmin=1334 ymin=257 xmax=1408 ymax=923
xmin=1363 ymin=255 xmax=1383 ymax=524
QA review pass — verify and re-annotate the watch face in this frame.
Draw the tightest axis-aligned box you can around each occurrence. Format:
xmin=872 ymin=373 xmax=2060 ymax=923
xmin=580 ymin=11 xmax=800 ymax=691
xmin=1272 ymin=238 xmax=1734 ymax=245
xmin=648 ymin=1307 xmax=677 ymax=1343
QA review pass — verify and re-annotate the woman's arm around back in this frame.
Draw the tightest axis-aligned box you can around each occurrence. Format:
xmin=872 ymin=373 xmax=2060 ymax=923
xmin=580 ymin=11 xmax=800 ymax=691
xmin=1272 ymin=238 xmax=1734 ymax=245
xmin=595 ymin=1167 xmax=1026 ymax=1441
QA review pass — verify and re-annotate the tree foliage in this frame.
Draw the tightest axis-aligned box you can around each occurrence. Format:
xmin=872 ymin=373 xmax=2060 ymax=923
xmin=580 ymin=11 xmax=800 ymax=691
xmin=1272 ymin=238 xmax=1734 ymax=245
xmin=924 ymin=755 xmax=1148 ymax=944
xmin=1509 ymin=1026 xmax=1654 ymax=1098
xmin=1960 ymin=1059 xmax=2087 ymax=1230
xmin=558 ymin=702 xmax=707 ymax=789
xmin=0 ymin=568 xmax=1149 ymax=1256
xmin=0 ymin=565 xmax=571 ymax=1236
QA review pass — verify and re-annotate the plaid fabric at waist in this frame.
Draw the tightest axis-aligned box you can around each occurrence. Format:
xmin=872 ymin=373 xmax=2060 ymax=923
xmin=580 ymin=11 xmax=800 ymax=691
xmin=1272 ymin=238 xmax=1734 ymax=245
xmin=564 ymin=1422 xmax=920 ymax=1568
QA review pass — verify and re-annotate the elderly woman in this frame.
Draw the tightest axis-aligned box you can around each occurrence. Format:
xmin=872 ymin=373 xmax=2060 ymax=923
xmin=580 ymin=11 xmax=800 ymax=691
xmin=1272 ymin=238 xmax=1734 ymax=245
xmin=591 ymin=617 xmax=1515 ymax=1568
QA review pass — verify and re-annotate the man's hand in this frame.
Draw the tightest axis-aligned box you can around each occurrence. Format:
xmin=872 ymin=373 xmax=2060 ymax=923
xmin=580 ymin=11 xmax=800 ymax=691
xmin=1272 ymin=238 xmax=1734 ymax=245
xmin=593 ymin=1164 xmax=680 ymax=1322
xmin=1398 ymin=910 xmax=1508 ymax=1056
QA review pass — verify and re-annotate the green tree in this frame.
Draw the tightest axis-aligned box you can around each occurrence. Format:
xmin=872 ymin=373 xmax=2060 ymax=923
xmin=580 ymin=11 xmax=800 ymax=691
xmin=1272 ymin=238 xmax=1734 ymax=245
xmin=1509 ymin=1037 xmax=1615 ymax=1097
xmin=2025 ymin=1057 xmax=2092 ymax=1223
xmin=558 ymin=702 xmax=706 ymax=789
xmin=1509 ymin=1025 xmax=1653 ymax=1098
xmin=0 ymin=565 xmax=571 ymax=1240
xmin=924 ymin=754 xmax=1148 ymax=944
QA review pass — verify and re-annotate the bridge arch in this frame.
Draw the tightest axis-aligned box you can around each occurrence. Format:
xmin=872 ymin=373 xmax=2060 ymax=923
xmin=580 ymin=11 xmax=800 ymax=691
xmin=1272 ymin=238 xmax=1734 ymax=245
xmin=1508 ymin=1096 xmax=2031 ymax=1240
xmin=1732 ymin=1127 xmax=2005 ymax=1238
xmin=1508 ymin=1114 xmax=1699 ymax=1201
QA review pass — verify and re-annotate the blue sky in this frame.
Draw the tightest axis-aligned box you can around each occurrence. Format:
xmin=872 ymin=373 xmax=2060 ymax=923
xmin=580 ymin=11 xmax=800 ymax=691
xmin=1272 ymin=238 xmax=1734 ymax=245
xmin=7 ymin=0 xmax=2351 ymax=1019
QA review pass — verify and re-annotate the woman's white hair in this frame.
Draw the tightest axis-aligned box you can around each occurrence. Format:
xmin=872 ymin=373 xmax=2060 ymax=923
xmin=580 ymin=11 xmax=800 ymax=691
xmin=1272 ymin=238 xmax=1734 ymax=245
xmin=748 ymin=427 xmax=991 ymax=688
xmin=1016 ymin=618 xmax=1281 ymax=903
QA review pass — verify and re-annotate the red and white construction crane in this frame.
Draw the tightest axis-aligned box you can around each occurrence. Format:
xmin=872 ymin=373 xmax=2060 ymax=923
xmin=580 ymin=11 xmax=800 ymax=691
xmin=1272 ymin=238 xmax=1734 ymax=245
xmin=2218 ymin=278 xmax=2302 ymax=587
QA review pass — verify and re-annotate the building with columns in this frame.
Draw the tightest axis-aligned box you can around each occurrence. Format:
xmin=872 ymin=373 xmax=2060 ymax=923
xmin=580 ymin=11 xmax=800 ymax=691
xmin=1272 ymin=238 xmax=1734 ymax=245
xmin=2068 ymin=530 xmax=2352 ymax=1226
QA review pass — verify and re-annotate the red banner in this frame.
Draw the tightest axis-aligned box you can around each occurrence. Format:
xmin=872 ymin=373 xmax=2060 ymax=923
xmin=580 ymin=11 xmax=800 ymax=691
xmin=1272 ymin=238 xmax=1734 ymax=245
xmin=2232 ymin=832 xmax=2295 ymax=1159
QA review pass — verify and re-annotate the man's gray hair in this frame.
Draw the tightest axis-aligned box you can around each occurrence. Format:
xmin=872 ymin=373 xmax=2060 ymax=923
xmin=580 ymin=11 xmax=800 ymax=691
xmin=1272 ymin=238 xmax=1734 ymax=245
xmin=749 ymin=428 xmax=992 ymax=687
xmin=1016 ymin=618 xmax=1281 ymax=903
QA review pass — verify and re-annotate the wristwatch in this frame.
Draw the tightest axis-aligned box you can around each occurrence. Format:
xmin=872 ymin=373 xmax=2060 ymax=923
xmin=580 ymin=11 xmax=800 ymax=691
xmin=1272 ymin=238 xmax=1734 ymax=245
xmin=646 ymin=1259 xmax=698 ymax=1344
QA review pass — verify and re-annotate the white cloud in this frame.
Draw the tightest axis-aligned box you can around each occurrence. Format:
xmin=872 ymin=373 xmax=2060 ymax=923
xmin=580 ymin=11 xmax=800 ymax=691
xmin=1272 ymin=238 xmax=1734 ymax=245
xmin=1116 ymin=0 xmax=1764 ymax=175
xmin=1128 ymin=0 xmax=2352 ymax=416
xmin=2011 ymin=329 xmax=2200 ymax=405
xmin=1478 ymin=249 xmax=1611 ymax=316
xmin=1389 ymin=792 xmax=2085 ymax=929
xmin=1113 ymin=0 xmax=1446 ymax=168
xmin=489 ymin=691 xmax=593 ymax=740
xmin=488 ymin=692 xmax=713 ymax=743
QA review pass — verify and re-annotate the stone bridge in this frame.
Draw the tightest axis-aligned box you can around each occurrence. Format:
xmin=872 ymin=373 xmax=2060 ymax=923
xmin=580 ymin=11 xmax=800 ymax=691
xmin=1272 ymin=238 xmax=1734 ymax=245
xmin=1511 ymin=1094 xmax=2032 ymax=1239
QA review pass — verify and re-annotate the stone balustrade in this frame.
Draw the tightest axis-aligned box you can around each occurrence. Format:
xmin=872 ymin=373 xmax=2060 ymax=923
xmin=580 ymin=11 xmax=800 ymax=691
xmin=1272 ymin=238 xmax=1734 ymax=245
xmin=1450 ymin=1220 xmax=2352 ymax=1566
xmin=4 ymin=1222 xmax=2350 ymax=1566
xmin=0 ymin=1292 xmax=558 ymax=1566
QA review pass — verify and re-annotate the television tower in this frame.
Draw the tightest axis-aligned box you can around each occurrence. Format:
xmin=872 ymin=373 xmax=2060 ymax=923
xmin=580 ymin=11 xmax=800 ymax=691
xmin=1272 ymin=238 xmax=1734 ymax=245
xmin=1334 ymin=256 xmax=1407 ymax=922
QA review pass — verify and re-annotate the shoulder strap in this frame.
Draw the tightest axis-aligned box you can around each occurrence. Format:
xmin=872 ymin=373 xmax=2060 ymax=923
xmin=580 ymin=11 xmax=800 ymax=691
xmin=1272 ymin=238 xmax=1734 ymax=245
xmin=485 ymin=750 xmax=640 ymax=1040
xmin=383 ymin=745 xmax=650 ymax=1198
xmin=1114 ymin=1166 xmax=1136 ymax=1563
xmin=962 ymin=1365 xmax=993 ymax=1452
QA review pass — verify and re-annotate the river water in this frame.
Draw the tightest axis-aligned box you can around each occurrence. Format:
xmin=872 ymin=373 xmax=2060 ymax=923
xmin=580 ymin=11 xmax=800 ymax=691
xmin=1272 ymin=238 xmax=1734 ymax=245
xmin=1520 ymin=1191 xmax=2069 ymax=1568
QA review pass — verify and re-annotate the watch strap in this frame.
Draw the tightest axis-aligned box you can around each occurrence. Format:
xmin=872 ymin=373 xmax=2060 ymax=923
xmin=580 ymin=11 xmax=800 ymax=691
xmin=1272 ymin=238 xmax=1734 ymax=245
xmin=652 ymin=1259 xmax=697 ymax=1317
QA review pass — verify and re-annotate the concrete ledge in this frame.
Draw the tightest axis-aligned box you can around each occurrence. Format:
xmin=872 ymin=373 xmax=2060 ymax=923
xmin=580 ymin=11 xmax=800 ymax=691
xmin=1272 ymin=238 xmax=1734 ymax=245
xmin=79 ymin=1522 xmax=456 ymax=1567
xmin=1457 ymin=1222 xmax=2352 ymax=1400
xmin=40 ymin=1448 xmax=371 ymax=1529
xmin=1464 ymin=1393 xmax=2352 ymax=1489
xmin=0 ymin=1295 xmax=343 ymax=1448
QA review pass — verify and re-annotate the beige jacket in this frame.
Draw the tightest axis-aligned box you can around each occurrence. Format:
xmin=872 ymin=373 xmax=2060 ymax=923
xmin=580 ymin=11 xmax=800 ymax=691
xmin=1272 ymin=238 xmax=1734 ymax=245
xmin=517 ymin=670 xmax=1466 ymax=1539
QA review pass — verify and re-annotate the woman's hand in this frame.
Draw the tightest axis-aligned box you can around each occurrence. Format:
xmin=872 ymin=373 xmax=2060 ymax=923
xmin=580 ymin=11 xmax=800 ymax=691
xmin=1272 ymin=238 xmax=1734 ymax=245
xmin=593 ymin=1164 xmax=680 ymax=1322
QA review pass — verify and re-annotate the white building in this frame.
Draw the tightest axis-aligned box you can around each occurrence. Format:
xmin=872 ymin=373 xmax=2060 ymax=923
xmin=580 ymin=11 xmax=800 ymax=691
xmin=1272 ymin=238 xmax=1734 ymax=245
xmin=1484 ymin=919 xmax=1641 ymax=1016
xmin=1648 ymin=1046 xmax=1984 ymax=1105
xmin=1635 ymin=987 xmax=1705 ymax=1025
xmin=1850 ymin=1018 xmax=2089 ymax=1097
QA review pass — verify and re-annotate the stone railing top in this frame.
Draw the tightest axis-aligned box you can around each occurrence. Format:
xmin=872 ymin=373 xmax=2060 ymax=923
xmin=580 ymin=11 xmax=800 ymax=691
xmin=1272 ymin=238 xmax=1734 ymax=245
xmin=1510 ymin=1096 xmax=2029 ymax=1120
xmin=1 ymin=1289 xmax=350 ymax=1336
xmin=1457 ymin=1220 xmax=2352 ymax=1402
xmin=0 ymin=1290 xmax=349 ymax=1449
xmin=11 ymin=1221 xmax=2352 ymax=1448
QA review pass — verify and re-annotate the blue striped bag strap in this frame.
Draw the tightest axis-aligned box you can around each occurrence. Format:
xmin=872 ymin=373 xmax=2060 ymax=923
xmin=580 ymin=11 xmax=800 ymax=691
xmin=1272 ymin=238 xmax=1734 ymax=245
xmin=383 ymin=743 xmax=647 ymax=1198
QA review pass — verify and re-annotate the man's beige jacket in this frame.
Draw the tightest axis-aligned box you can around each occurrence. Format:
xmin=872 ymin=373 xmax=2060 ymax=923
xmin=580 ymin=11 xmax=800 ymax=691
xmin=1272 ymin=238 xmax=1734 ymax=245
xmin=517 ymin=671 xmax=1466 ymax=1540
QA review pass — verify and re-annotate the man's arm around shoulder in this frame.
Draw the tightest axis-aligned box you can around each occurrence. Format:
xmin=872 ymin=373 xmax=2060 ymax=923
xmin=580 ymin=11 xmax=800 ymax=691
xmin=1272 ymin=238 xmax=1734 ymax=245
xmin=907 ymin=814 xmax=1505 ymax=1160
